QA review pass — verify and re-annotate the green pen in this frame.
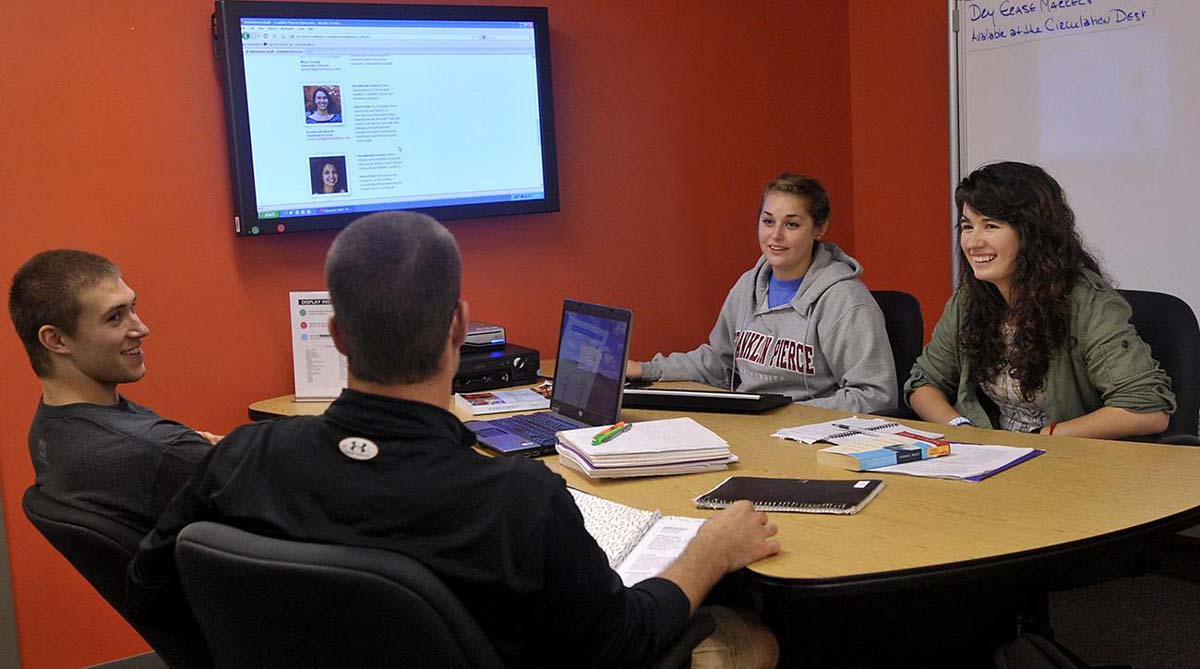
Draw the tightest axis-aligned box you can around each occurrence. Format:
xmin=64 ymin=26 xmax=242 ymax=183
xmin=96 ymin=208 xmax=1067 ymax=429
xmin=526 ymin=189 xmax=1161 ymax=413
xmin=592 ymin=422 xmax=632 ymax=445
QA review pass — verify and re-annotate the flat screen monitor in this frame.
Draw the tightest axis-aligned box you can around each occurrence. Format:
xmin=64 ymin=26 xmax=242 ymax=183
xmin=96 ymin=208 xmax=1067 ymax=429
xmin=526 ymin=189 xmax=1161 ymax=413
xmin=212 ymin=1 xmax=558 ymax=236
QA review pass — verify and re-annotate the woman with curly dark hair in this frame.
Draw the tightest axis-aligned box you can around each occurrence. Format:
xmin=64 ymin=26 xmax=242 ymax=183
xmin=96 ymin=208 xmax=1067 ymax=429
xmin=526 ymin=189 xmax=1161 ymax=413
xmin=905 ymin=162 xmax=1174 ymax=439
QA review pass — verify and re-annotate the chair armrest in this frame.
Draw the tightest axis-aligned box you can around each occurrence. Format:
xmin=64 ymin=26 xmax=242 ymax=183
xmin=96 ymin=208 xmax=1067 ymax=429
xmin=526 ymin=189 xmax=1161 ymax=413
xmin=872 ymin=405 xmax=918 ymax=420
xmin=1157 ymin=433 xmax=1200 ymax=446
xmin=1123 ymin=432 xmax=1200 ymax=446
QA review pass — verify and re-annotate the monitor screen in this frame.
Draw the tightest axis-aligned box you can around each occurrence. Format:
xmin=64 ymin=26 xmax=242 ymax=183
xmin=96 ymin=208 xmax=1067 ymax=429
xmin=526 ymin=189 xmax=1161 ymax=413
xmin=213 ymin=1 xmax=558 ymax=236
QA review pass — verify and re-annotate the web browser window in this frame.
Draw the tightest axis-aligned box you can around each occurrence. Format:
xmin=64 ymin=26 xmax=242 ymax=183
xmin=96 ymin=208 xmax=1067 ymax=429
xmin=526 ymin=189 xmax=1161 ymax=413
xmin=239 ymin=17 xmax=546 ymax=221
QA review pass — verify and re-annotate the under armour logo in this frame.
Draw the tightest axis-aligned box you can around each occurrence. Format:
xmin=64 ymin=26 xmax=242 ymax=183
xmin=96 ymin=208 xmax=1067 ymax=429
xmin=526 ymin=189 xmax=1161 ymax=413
xmin=338 ymin=436 xmax=379 ymax=461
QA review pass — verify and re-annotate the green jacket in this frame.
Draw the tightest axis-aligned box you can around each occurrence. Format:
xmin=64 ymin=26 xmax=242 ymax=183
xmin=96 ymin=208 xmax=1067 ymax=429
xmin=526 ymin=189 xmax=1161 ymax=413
xmin=904 ymin=270 xmax=1176 ymax=428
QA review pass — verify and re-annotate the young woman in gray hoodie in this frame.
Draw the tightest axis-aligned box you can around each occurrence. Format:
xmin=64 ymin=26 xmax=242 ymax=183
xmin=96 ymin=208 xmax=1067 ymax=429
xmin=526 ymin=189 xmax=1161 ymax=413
xmin=627 ymin=173 xmax=897 ymax=413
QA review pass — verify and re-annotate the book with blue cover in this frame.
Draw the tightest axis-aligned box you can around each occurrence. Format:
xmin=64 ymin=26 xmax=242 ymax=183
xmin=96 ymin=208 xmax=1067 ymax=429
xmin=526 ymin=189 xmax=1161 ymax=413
xmin=817 ymin=434 xmax=951 ymax=472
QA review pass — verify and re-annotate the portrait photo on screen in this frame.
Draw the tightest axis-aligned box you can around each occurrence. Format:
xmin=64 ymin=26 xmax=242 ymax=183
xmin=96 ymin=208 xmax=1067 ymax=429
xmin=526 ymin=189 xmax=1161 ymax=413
xmin=304 ymin=85 xmax=343 ymax=124
xmin=309 ymin=156 xmax=348 ymax=195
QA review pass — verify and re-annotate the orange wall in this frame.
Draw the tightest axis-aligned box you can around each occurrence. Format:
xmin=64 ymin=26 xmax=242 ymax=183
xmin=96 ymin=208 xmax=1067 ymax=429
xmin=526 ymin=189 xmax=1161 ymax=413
xmin=848 ymin=2 xmax=954 ymax=334
xmin=0 ymin=1 xmax=881 ymax=666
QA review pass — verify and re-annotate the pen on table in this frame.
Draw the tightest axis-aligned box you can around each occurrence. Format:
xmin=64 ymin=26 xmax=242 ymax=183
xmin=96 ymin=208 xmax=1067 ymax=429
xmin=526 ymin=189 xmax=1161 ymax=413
xmin=591 ymin=421 xmax=627 ymax=444
xmin=592 ymin=421 xmax=632 ymax=445
xmin=833 ymin=423 xmax=869 ymax=434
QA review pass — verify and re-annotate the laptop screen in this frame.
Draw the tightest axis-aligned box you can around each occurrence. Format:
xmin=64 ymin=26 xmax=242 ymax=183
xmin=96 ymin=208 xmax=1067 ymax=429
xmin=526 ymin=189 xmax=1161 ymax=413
xmin=550 ymin=300 xmax=632 ymax=426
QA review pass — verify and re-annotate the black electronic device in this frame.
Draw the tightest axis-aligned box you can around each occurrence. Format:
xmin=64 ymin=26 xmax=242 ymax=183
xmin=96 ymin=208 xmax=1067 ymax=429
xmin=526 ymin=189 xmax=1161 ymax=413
xmin=453 ymin=344 xmax=539 ymax=393
xmin=621 ymin=388 xmax=792 ymax=414
xmin=462 ymin=320 xmax=506 ymax=351
xmin=213 ymin=1 xmax=559 ymax=237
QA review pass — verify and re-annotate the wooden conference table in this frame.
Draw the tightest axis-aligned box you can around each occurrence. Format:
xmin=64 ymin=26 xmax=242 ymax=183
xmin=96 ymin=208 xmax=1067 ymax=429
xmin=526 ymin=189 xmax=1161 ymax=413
xmin=248 ymin=383 xmax=1200 ymax=602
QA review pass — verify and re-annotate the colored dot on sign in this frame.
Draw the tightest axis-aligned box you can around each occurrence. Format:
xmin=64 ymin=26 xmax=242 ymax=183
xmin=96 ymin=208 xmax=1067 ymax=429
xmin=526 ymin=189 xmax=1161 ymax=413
xmin=300 ymin=321 xmax=308 ymax=329
xmin=277 ymin=224 xmax=286 ymax=233
xmin=299 ymin=309 xmax=307 ymax=317
xmin=301 ymin=333 xmax=309 ymax=341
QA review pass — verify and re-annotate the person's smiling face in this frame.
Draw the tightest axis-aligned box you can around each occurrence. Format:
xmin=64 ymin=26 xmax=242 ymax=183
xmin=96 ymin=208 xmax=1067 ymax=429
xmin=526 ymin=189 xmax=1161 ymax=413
xmin=322 ymin=163 xmax=339 ymax=189
xmin=314 ymin=89 xmax=329 ymax=110
xmin=757 ymin=192 xmax=828 ymax=280
xmin=959 ymin=203 xmax=1021 ymax=302
xmin=60 ymin=277 xmax=151 ymax=387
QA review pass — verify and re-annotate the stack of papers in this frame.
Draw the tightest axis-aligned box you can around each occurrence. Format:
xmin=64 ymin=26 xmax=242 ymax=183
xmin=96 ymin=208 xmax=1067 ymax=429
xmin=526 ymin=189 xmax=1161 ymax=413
xmin=774 ymin=416 xmax=951 ymax=472
xmin=773 ymin=417 xmax=1043 ymax=482
xmin=556 ymin=417 xmax=736 ymax=478
xmin=873 ymin=443 xmax=1043 ymax=482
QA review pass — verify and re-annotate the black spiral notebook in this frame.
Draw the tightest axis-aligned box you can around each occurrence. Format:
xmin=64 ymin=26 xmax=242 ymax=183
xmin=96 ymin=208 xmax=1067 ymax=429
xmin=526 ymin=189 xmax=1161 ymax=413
xmin=694 ymin=476 xmax=885 ymax=515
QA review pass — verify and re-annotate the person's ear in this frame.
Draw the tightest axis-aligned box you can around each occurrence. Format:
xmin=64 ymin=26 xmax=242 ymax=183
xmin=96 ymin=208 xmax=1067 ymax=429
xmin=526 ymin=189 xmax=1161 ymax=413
xmin=449 ymin=300 xmax=469 ymax=349
xmin=328 ymin=314 xmax=348 ymax=356
xmin=815 ymin=219 xmax=831 ymax=241
xmin=37 ymin=325 xmax=71 ymax=356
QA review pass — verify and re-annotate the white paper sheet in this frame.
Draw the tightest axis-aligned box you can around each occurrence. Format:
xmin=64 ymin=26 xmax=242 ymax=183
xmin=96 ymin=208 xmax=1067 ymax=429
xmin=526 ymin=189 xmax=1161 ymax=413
xmin=872 ymin=443 xmax=1037 ymax=480
xmin=290 ymin=291 xmax=348 ymax=400
xmin=614 ymin=516 xmax=705 ymax=587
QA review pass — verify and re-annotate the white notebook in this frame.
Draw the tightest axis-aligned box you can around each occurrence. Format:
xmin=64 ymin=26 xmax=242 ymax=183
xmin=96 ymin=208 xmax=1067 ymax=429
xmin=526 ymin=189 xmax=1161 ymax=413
xmin=557 ymin=417 xmax=729 ymax=459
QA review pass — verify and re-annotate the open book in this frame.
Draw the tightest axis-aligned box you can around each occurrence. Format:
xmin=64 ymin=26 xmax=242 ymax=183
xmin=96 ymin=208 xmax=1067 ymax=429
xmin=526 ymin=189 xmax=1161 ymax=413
xmin=568 ymin=488 xmax=704 ymax=587
xmin=772 ymin=416 xmax=944 ymax=444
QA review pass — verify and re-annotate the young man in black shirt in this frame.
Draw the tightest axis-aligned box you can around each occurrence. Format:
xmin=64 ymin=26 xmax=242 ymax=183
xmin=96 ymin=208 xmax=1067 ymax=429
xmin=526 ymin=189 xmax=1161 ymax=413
xmin=9 ymin=250 xmax=219 ymax=531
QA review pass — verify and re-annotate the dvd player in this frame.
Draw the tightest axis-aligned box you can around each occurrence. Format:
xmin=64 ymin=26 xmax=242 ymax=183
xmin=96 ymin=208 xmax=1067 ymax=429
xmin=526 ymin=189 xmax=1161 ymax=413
xmin=453 ymin=344 xmax=539 ymax=393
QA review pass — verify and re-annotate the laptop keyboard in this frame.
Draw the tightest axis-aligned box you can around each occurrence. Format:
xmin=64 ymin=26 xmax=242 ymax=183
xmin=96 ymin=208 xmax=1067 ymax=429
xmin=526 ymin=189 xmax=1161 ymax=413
xmin=491 ymin=412 xmax=583 ymax=446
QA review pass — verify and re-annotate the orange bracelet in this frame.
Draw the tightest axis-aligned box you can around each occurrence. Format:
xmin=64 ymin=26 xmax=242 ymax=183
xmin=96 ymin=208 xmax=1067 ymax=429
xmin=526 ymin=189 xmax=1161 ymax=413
xmin=1048 ymin=422 xmax=1058 ymax=436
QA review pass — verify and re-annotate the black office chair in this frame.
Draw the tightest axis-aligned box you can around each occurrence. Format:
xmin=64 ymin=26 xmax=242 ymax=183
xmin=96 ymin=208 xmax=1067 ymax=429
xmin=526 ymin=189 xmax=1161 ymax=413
xmin=871 ymin=290 xmax=924 ymax=419
xmin=175 ymin=522 xmax=715 ymax=669
xmin=1118 ymin=289 xmax=1200 ymax=444
xmin=20 ymin=486 xmax=212 ymax=668
xmin=655 ymin=607 xmax=717 ymax=669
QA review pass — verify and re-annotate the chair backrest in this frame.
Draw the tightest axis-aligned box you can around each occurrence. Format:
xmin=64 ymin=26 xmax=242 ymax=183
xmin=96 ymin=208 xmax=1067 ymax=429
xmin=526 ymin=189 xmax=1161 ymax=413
xmin=871 ymin=290 xmax=924 ymax=414
xmin=20 ymin=486 xmax=212 ymax=668
xmin=174 ymin=521 xmax=504 ymax=669
xmin=1118 ymin=289 xmax=1200 ymax=437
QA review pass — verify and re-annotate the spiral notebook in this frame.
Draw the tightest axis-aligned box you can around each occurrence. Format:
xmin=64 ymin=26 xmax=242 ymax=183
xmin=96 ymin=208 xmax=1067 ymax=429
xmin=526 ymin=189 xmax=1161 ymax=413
xmin=693 ymin=476 xmax=885 ymax=515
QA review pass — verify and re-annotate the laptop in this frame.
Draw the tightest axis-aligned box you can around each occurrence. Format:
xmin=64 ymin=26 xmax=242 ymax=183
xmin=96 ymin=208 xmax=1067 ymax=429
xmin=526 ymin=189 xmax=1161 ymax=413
xmin=465 ymin=299 xmax=632 ymax=457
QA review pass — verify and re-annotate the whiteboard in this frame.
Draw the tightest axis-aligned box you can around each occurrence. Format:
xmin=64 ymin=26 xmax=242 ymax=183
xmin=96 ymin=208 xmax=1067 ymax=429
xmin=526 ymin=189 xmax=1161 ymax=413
xmin=952 ymin=0 xmax=1200 ymax=322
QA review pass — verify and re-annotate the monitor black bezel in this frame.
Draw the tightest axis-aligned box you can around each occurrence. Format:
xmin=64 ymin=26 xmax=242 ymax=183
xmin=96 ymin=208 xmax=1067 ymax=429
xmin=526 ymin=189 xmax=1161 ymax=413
xmin=213 ymin=0 xmax=559 ymax=237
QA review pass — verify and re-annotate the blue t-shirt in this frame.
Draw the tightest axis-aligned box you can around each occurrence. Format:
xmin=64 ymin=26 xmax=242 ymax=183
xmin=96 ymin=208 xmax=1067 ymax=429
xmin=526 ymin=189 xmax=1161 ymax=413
xmin=767 ymin=273 xmax=804 ymax=309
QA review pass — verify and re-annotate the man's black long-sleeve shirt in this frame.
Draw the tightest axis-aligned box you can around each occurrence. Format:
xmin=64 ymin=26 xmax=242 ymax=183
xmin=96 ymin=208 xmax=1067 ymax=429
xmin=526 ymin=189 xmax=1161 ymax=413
xmin=127 ymin=389 xmax=689 ymax=666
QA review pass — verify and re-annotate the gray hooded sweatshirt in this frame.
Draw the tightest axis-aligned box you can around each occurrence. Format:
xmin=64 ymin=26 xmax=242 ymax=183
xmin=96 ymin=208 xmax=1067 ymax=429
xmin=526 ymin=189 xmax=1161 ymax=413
xmin=641 ymin=242 xmax=897 ymax=413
